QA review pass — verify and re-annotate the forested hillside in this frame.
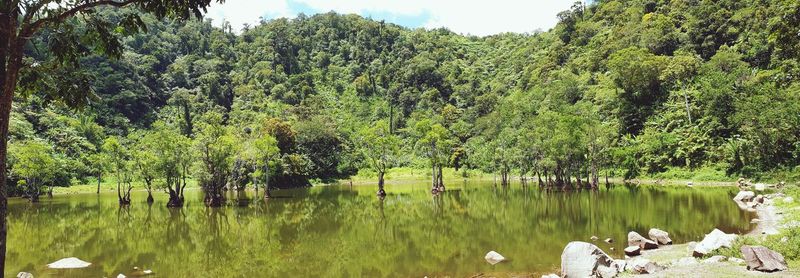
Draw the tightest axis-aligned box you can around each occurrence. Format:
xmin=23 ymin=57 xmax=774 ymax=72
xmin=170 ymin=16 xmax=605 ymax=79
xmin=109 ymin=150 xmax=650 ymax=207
xmin=9 ymin=0 xmax=800 ymax=197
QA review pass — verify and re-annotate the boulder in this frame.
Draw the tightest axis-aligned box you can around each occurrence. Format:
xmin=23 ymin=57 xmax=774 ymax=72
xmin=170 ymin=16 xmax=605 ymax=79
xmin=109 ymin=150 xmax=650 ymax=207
xmin=47 ymin=257 xmax=91 ymax=269
xmin=116 ymin=275 xmax=126 ymax=278
xmin=590 ymin=236 xmax=599 ymax=241
xmin=560 ymin=241 xmax=615 ymax=278
xmin=625 ymin=258 xmax=664 ymax=274
xmin=143 ymin=270 xmax=154 ymax=275
xmin=541 ymin=274 xmax=560 ymax=278
xmin=755 ymin=195 xmax=765 ymax=204
xmin=627 ymin=231 xmax=658 ymax=250
xmin=693 ymin=229 xmax=738 ymax=257
xmin=484 ymin=251 xmax=506 ymax=265
xmin=741 ymin=245 xmax=788 ymax=272
xmin=704 ymin=255 xmax=727 ymax=263
xmin=750 ymin=218 xmax=761 ymax=224
xmin=624 ymin=246 xmax=641 ymax=256
xmin=648 ymin=228 xmax=672 ymax=245
xmin=16 ymin=272 xmax=33 ymax=278
xmin=604 ymin=238 xmax=614 ymax=244
xmin=733 ymin=191 xmax=755 ymax=202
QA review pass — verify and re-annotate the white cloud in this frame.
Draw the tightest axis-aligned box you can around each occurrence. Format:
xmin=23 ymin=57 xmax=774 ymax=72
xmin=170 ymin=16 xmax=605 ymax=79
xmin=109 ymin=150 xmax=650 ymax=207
xmin=206 ymin=0 xmax=293 ymax=31
xmin=207 ymin=0 xmax=580 ymax=36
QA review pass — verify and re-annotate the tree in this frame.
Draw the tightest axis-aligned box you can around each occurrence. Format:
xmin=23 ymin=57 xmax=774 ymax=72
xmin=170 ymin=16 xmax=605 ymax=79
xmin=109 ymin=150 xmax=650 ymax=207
xmin=8 ymin=140 xmax=56 ymax=202
xmin=129 ymin=131 xmax=159 ymax=203
xmin=86 ymin=152 xmax=111 ymax=194
xmin=145 ymin=122 xmax=192 ymax=207
xmin=248 ymin=133 xmax=280 ymax=198
xmin=194 ymin=112 xmax=238 ymax=206
xmin=355 ymin=121 xmax=400 ymax=197
xmin=412 ymin=119 xmax=454 ymax=193
xmin=102 ymin=136 xmax=132 ymax=205
xmin=0 ymin=0 xmax=222 ymax=271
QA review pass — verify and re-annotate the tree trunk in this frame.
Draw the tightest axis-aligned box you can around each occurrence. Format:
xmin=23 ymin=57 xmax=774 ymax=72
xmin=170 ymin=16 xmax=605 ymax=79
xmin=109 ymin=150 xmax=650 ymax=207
xmin=96 ymin=172 xmax=102 ymax=194
xmin=684 ymin=87 xmax=692 ymax=124
xmin=1 ymin=7 xmax=23 ymax=272
xmin=376 ymin=171 xmax=386 ymax=197
xmin=437 ymin=165 xmax=445 ymax=192
xmin=264 ymin=163 xmax=271 ymax=199
xmin=431 ymin=162 xmax=437 ymax=193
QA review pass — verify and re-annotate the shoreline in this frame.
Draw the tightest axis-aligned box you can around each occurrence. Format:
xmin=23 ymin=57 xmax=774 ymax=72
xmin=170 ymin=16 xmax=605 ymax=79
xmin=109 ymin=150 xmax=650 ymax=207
xmin=618 ymin=192 xmax=798 ymax=277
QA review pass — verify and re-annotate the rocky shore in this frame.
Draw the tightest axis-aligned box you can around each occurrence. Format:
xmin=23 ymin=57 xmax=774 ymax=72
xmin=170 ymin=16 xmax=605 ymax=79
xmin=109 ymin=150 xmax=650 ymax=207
xmin=537 ymin=187 xmax=799 ymax=278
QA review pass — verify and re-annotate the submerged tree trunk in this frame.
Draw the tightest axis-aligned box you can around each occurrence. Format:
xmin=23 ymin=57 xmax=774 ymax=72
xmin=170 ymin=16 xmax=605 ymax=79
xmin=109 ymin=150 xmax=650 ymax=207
xmin=376 ymin=171 xmax=386 ymax=197
xmin=264 ymin=163 xmax=271 ymax=199
xmin=437 ymin=165 xmax=445 ymax=192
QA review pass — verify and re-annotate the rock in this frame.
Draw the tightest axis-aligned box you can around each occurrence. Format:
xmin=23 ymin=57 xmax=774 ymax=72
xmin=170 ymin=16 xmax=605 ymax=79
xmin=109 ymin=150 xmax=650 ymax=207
xmin=624 ymin=246 xmax=641 ymax=256
xmin=590 ymin=236 xmax=599 ymax=241
xmin=627 ymin=231 xmax=658 ymax=250
xmin=750 ymin=218 xmax=761 ymax=224
xmin=687 ymin=181 xmax=693 ymax=187
xmin=604 ymin=238 xmax=614 ymax=244
xmin=648 ymin=228 xmax=672 ymax=245
xmin=143 ymin=270 xmax=154 ymax=275
xmin=754 ymin=183 xmax=767 ymax=191
xmin=560 ymin=241 xmax=615 ymax=278
xmin=755 ymin=195 xmax=765 ymax=204
xmin=626 ymin=258 xmax=664 ymax=274
xmin=781 ymin=237 xmax=789 ymax=243
xmin=733 ymin=191 xmax=755 ymax=202
xmin=541 ymin=274 xmax=560 ymax=278
xmin=16 ymin=272 xmax=33 ymax=278
xmin=693 ymin=229 xmax=738 ymax=257
xmin=729 ymin=257 xmax=746 ymax=265
xmin=484 ymin=251 xmax=506 ymax=265
xmin=47 ymin=257 xmax=92 ymax=269
xmin=784 ymin=197 xmax=794 ymax=203
xmin=704 ymin=255 xmax=727 ymax=263
xmin=741 ymin=245 xmax=788 ymax=272
xmin=117 ymin=275 xmax=126 ymax=278
xmin=673 ymin=257 xmax=698 ymax=267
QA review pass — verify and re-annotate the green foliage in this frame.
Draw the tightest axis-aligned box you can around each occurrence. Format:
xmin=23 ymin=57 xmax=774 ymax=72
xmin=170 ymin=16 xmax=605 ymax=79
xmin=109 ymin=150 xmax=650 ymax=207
xmin=11 ymin=0 xmax=800 ymax=193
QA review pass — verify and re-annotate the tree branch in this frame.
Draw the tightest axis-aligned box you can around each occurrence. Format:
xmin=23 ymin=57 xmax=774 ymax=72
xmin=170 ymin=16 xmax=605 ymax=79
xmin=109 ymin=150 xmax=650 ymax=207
xmin=22 ymin=0 xmax=139 ymax=37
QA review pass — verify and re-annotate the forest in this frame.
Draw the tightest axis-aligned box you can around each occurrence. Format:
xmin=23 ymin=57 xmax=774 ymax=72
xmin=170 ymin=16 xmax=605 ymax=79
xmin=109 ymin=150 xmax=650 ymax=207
xmin=6 ymin=0 xmax=800 ymax=205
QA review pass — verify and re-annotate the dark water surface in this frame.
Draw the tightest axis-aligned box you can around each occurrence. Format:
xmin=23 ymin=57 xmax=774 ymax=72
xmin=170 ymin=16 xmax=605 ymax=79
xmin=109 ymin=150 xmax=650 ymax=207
xmin=6 ymin=181 xmax=754 ymax=277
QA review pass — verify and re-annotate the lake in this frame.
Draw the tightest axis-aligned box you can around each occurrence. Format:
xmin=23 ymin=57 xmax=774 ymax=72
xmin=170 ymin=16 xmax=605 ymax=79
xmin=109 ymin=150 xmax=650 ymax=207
xmin=6 ymin=181 xmax=754 ymax=277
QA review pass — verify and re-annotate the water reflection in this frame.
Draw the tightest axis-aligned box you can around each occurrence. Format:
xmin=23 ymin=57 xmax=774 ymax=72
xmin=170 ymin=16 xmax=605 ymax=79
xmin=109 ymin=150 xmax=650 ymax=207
xmin=6 ymin=182 xmax=754 ymax=277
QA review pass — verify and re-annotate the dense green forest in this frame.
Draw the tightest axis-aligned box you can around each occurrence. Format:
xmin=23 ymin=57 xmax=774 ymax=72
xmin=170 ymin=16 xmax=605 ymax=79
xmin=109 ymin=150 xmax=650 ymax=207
xmin=8 ymin=0 xmax=800 ymax=202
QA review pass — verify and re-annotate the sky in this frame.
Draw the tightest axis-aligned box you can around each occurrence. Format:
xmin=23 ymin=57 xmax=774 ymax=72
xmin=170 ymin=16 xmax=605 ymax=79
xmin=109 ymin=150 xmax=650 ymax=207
xmin=206 ymin=0 xmax=585 ymax=36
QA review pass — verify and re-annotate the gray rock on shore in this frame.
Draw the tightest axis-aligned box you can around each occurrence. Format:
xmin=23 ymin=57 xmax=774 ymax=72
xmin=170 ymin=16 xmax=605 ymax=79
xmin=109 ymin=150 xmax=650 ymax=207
xmin=624 ymin=246 xmax=641 ymax=256
xmin=16 ymin=272 xmax=33 ymax=278
xmin=560 ymin=241 xmax=617 ymax=278
xmin=693 ymin=229 xmax=738 ymax=257
xmin=648 ymin=228 xmax=672 ymax=245
xmin=628 ymin=231 xmax=658 ymax=250
xmin=741 ymin=245 xmax=788 ymax=272
xmin=733 ymin=191 xmax=755 ymax=202
xmin=625 ymin=258 xmax=664 ymax=274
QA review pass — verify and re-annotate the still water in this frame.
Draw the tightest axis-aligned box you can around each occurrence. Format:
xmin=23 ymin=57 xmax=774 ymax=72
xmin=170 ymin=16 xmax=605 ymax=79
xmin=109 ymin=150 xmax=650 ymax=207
xmin=6 ymin=181 xmax=754 ymax=277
